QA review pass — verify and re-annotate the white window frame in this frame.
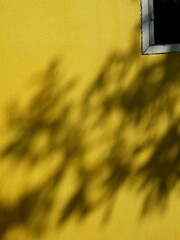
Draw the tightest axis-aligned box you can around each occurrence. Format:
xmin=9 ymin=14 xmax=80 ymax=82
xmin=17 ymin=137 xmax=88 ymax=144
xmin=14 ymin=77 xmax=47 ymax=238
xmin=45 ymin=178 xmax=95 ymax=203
xmin=141 ymin=0 xmax=180 ymax=54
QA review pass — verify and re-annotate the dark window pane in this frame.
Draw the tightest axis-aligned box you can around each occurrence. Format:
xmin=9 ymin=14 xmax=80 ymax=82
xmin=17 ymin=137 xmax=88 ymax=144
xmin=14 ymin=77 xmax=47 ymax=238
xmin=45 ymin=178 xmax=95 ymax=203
xmin=153 ymin=0 xmax=180 ymax=44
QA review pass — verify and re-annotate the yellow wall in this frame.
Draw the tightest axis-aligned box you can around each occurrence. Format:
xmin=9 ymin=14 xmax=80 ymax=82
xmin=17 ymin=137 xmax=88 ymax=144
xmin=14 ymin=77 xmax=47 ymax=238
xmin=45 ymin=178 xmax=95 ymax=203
xmin=0 ymin=1 xmax=180 ymax=240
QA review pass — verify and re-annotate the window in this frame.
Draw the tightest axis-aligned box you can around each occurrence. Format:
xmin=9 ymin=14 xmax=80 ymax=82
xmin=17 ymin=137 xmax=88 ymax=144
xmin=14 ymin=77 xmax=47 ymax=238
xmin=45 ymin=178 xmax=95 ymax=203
xmin=141 ymin=0 xmax=180 ymax=54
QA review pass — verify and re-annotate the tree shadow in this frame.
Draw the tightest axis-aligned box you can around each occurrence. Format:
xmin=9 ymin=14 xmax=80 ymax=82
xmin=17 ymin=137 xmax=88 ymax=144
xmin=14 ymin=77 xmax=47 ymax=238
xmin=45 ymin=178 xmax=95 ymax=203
xmin=1 ymin=31 xmax=180 ymax=238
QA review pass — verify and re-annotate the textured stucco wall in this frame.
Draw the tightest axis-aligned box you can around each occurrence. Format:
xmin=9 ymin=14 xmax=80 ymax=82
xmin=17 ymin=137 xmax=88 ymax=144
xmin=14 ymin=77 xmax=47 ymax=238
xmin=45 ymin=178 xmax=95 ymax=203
xmin=0 ymin=1 xmax=180 ymax=240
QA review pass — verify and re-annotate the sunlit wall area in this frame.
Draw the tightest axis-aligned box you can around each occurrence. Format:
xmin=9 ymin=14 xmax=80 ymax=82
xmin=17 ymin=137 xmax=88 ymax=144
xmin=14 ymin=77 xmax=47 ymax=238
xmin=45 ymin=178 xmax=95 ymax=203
xmin=0 ymin=1 xmax=180 ymax=240
xmin=0 ymin=0 xmax=141 ymax=91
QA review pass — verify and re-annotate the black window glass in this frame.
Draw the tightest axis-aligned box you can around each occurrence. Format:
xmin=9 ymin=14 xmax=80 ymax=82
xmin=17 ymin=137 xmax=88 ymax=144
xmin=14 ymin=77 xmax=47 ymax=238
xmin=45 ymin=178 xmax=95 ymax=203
xmin=153 ymin=0 xmax=180 ymax=44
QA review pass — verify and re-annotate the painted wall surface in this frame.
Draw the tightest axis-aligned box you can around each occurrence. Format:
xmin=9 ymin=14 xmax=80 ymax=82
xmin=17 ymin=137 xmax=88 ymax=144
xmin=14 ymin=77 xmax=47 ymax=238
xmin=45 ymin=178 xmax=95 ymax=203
xmin=0 ymin=1 xmax=180 ymax=240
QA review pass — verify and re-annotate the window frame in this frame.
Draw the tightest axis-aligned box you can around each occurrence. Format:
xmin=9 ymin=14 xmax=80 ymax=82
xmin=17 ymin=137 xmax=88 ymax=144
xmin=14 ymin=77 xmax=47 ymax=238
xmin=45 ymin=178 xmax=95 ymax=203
xmin=141 ymin=0 xmax=180 ymax=54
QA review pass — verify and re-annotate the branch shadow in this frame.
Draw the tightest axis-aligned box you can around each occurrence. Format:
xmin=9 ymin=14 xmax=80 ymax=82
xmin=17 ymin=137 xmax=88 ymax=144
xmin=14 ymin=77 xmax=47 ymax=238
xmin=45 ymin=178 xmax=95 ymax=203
xmin=1 ymin=31 xmax=180 ymax=238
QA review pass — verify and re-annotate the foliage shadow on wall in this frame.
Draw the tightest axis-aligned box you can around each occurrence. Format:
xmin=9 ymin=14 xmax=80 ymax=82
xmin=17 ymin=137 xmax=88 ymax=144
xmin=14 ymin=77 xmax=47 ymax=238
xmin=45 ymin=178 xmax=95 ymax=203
xmin=1 ymin=37 xmax=180 ymax=238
